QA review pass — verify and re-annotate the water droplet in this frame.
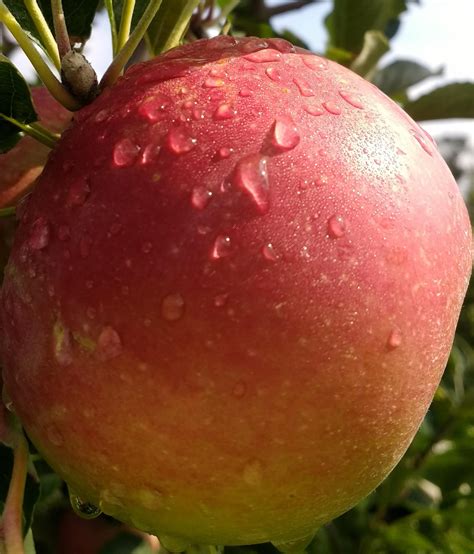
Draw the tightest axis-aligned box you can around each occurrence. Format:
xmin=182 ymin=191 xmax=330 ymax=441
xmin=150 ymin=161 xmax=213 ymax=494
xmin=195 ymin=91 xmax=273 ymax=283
xmin=66 ymin=179 xmax=90 ymax=207
xmin=272 ymin=534 xmax=316 ymax=553
xmin=191 ymin=186 xmax=213 ymax=210
xmin=242 ymin=459 xmax=263 ymax=486
xmin=339 ymin=91 xmax=364 ymax=109
xmin=86 ymin=307 xmax=96 ymax=320
xmin=167 ymin=127 xmax=197 ymax=154
xmin=272 ymin=117 xmax=300 ymax=151
xmin=323 ymin=101 xmax=341 ymax=115
xmin=214 ymin=104 xmax=236 ymax=120
xmin=113 ymin=138 xmax=140 ymax=167
xmin=211 ymin=235 xmax=233 ymax=259
xmin=53 ymin=321 xmax=73 ymax=366
xmin=141 ymin=242 xmax=153 ymax=254
xmin=95 ymin=109 xmax=108 ymax=122
xmin=204 ymin=76 xmax=225 ymax=88
xmin=138 ymin=94 xmax=171 ymax=122
xmin=241 ymin=38 xmax=269 ymax=53
xmin=293 ymin=77 xmax=314 ymax=97
xmin=387 ymin=328 xmax=402 ymax=350
xmin=161 ymin=293 xmax=185 ymax=321
xmin=315 ymin=175 xmax=328 ymax=186
xmin=192 ymin=107 xmax=205 ymax=120
xmin=29 ymin=217 xmax=50 ymax=250
xmin=159 ymin=535 xmax=189 ymax=552
xmin=97 ymin=326 xmax=122 ymax=361
xmin=302 ymin=56 xmax=328 ymax=70
xmin=245 ymin=48 xmax=281 ymax=63
xmin=411 ymin=130 xmax=433 ymax=156
xmin=304 ymin=105 xmax=324 ymax=116
xmin=140 ymin=143 xmax=161 ymax=165
xmin=69 ymin=488 xmax=102 ymax=520
xmin=233 ymin=154 xmax=270 ymax=214
xmin=265 ymin=67 xmax=282 ymax=82
xmin=233 ymin=381 xmax=247 ymax=398
xmin=327 ymin=215 xmax=346 ymax=238
xmin=239 ymin=88 xmax=252 ymax=98
xmin=214 ymin=293 xmax=229 ymax=307
xmin=217 ymin=147 xmax=233 ymax=159
xmin=268 ymin=38 xmax=296 ymax=53
xmin=262 ymin=243 xmax=278 ymax=261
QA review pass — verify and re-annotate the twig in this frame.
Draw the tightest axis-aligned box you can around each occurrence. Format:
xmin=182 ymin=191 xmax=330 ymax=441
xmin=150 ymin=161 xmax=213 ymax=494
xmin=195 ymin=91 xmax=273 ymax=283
xmin=51 ymin=0 xmax=71 ymax=58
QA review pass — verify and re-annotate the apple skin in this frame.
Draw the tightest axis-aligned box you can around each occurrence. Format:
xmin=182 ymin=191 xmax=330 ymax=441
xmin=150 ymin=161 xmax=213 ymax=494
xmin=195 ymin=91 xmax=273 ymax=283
xmin=0 ymin=36 xmax=472 ymax=546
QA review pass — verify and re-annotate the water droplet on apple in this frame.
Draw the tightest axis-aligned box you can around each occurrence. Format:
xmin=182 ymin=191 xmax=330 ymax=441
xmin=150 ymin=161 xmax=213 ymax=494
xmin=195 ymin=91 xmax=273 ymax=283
xmin=94 ymin=109 xmax=108 ymax=122
xmin=66 ymin=179 xmax=90 ymax=207
xmin=239 ymin=88 xmax=252 ymax=98
xmin=97 ymin=326 xmax=122 ymax=361
xmin=339 ymin=91 xmax=364 ymax=109
xmin=113 ymin=138 xmax=140 ymax=167
xmin=411 ymin=130 xmax=433 ymax=156
xmin=141 ymin=242 xmax=153 ymax=254
xmin=214 ymin=293 xmax=229 ymax=307
xmin=69 ymin=488 xmax=102 ymax=520
xmin=265 ymin=67 xmax=282 ymax=82
xmin=191 ymin=186 xmax=213 ymax=210
xmin=293 ymin=77 xmax=314 ymax=97
xmin=233 ymin=154 xmax=270 ymax=214
xmin=304 ymin=105 xmax=324 ymax=116
xmin=268 ymin=38 xmax=296 ymax=53
xmin=241 ymin=38 xmax=269 ymax=53
xmin=272 ymin=534 xmax=316 ymax=553
xmin=262 ymin=243 xmax=278 ymax=261
xmin=29 ymin=217 xmax=50 ymax=250
xmin=211 ymin=235 xmax=233 ymax=259
xmin=244 ymin=49 xmax=281 ymax=63
xmin=272 ymin=117 xmax=300 ymax=151
xmin=387 ymin=328 xmax=402 ymax=350
xmin=86 ymin=307 xmax=96 ymax=320
xmin=138 ymin=94 xmax=171 ymax=121
xmin=204 ymin=76 xmax=225 ymax=88
xmin=214 ymin=104 xmax=236 ymax=120
xmin=302 ymin=56 xmax=328 ymax=70
xmin=315 ymin=175 xmax=328 ymax=186
xmin=242 ymin=459 xmax=263 ymax=486
xmin=161 ymin=293 xmax=185 ymax=321
xmin=327 ymin=215 xmax=346 ymax=238
xmin=140 ymin=143 xmax=161 ymax=164
xmin=53 ymin=321 xmax=73 ymax=366
xmin=217 ymin=147 xmax=233 ymax=159
xmin=323 ymin=101 xmax=342 ymax=115
xmin=233 ymin=381 xmax=247 ymax=398
xmin=167 ymin=127 xmax=197 ymax=154
xmin=159 ymin=535 xmax=189 ymax=552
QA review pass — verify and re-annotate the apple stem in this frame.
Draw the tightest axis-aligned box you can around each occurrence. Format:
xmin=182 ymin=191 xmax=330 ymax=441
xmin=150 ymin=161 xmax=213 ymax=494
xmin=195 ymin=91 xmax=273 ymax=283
xmin=50 ymin=0 xmax=71 ymax=59
xmin=23 ymin=0 xmax=61 ymax=70
xmin=99 ymin=0 xmax=163 ymax=90
xmin=0 ymin=430 xmax=29 ymax=554
xmin=0 ymin=3 xmax=80 ymax=111
xmin=104 ymin=0 xmax=119 ymax=55
xmin=117 ymin=0 xmax=136 ymax=51
xmin=0 ymin=114 xmax=59 ymax=148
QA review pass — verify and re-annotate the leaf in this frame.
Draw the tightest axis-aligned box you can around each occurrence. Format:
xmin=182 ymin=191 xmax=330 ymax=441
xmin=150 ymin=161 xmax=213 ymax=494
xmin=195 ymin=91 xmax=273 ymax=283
xmin=111 ymin=0 xmax=150 ymax=38
xmin=325 ymin=0 xmax=407 ymax=55
xmin=373 ymin=60 xmax=444 ymax=96
xmin=403 ymin=82 xmax=474 ymax=121
xmin=146 ymin=0 xmax=200 ymax=55
xmin=0 ymin=55 xmax=37 ymax=153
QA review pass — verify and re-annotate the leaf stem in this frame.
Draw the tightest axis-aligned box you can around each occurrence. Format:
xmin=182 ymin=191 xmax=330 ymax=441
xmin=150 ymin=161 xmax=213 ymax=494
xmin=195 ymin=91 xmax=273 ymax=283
xmin=0 ymin=3 xmax=80 ymax=110
xmin=50 ymin=0 xmax=71 ymax=59
xmin=100 ymin=0 xmax=163 ymax=90
xmin=0 ymin=432 xmax=29 ymax=554
xmin=24 ymin=0 xmax=61 ymax=69
xmin=117 ymin=0 xmax=136 ymax=51
xmin=104 ymin=0 xmax=118 ymax=55
xmin=0 ymin=114 xmax=59 ymax=148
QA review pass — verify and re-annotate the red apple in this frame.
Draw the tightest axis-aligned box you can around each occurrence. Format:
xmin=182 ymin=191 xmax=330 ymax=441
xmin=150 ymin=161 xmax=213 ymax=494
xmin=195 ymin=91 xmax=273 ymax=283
xmin=0 ymin=36 xmax=471 ymax=547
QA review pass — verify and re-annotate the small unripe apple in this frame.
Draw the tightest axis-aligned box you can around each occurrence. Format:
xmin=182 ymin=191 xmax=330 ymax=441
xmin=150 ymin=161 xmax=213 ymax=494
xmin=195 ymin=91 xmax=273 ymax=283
xmin=0 ymin=36 xmax=471 ymax=547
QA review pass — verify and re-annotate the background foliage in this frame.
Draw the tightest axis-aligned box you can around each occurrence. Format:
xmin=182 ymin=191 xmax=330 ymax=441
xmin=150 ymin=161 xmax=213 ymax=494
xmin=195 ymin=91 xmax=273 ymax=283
xmin=1 ymin=1 xmax=473 ymax=553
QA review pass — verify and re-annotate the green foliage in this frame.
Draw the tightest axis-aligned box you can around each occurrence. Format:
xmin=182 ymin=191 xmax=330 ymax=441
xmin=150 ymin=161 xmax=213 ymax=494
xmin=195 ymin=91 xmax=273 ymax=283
xmin=0 ymin=54 xmax=37 ymax=152
xmin=373 ymin=60 xmax=444 ymax=96
xmin=404 ymin=82 xmax=474 ymax=121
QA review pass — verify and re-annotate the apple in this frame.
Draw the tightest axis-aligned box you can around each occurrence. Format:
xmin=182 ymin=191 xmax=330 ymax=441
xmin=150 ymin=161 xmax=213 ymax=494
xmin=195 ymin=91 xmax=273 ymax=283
xmin=0 ymin=36 xmax=471 ymax=547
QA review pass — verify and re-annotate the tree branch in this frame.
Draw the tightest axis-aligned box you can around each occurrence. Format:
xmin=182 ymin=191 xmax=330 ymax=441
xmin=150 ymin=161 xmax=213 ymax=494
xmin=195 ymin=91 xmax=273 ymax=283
xmin=262 ymin=0 xmax=320 ymax=19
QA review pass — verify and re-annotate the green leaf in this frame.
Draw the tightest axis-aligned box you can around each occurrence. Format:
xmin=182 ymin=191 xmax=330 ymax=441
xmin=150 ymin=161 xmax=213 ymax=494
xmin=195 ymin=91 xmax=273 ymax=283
xmin=112 ymin=0 xmax=150 ymax=38
xmin=146 ymin=0 xmax=200 ymax=55
xmin=403 ymin=82 xmax=474 ymax=121
xmin=4 ymin=0 xmax=100 ymax=47
xmin=325 ymin=0 xmax=407 ymax=55
xmin=0 ymin=55 xmax=38 ymax=153
xmin=373 ymin=60 xmax=444 ymax=96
